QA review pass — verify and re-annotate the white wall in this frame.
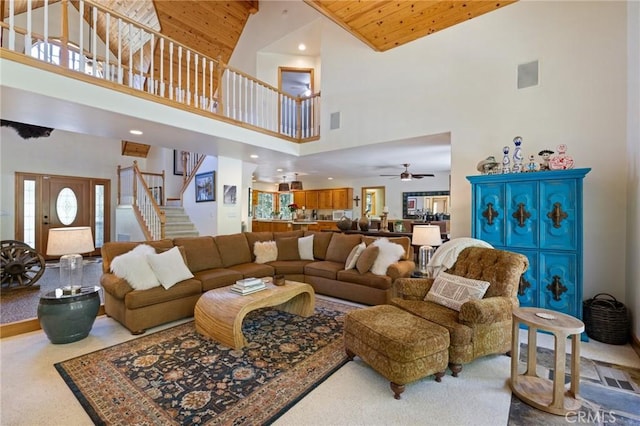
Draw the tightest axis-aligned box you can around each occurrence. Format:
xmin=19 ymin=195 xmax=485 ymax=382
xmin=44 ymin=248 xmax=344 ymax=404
xmin=236 ymin=1 xmax=630 ymax=313
xmin=215 ymin=156 xmax=243 ymax=235
xmin=182 ymin=156 xmax=219 ymax=236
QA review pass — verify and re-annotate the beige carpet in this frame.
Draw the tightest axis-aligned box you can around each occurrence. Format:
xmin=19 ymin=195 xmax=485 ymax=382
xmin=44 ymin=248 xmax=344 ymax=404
xmin=1 ymin=296 xmax=639 ymax=426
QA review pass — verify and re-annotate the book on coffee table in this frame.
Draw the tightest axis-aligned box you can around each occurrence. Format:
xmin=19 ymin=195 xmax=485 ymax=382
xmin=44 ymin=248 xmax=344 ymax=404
xmin=230 ymin=284 xmax=266 ymax=295
xmin=234 ymin=278 xmax=263 ymax=288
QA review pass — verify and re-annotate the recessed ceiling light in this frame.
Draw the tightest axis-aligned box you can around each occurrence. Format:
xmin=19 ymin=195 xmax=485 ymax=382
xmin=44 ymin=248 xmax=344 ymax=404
xmin=328 ymin=177 xmax=334 ymax=180
xmin=250 ymin=154 xmax=259 ymax=159
xmin=129 ymin=129 xmax=143 ymax=135
xmin=276 ymin=168 xmax=283 ymax=172
xmin=298 ymin=43 xmax=306 ymax=51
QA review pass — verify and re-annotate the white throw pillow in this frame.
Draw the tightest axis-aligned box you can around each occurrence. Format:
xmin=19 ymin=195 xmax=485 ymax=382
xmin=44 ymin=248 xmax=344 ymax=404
xmin=370 ymin=238 xmax=405 ymax=276
xmin=425 ymin=271 xmax=490 ymax=311
xmin=254 ymin=241 xmax=278 ymax=263
xmin=345 ymin=242 xmax=366 ymax=270
xmin=110 ymin=244 xmax=160 ymax=290
xmin=146 ymin=246 xmax=194 ymax=289
xmin=298 ymin=235 xmax=315 ymax=260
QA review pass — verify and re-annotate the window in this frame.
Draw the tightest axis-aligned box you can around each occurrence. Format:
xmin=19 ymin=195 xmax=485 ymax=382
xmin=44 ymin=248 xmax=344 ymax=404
xmin=30 ymin=41 xmax=103 ymax=77
xmin=255 ymin=192 xmax=275 ymax=219
xmin=23 ymin=180 xmax=36 ymax=248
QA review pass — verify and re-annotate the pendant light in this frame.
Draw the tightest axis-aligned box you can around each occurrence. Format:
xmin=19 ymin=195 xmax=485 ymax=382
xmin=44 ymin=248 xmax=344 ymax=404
xmin=278 ymin=176 xmax=290 ymax=192
xmin=290 ymin=173 xmax=303 ymax=191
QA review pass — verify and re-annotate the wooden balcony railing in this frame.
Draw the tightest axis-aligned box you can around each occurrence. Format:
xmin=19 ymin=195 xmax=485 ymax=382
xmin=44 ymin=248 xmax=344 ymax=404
xmin=0 ymin=0 xmax=320 ymax=142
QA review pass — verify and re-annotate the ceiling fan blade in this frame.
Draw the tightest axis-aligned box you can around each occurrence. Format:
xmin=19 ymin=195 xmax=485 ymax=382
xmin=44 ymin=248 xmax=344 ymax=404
xmin=379 ymin=174 xmax=398 ymax=177
xmin=412 ymin=174 xmax=434 ymax=178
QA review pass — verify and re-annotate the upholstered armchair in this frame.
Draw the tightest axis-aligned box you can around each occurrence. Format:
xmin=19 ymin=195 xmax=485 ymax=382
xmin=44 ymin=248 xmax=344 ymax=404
xmin=391 ymin=246 xmax=528 ymax=377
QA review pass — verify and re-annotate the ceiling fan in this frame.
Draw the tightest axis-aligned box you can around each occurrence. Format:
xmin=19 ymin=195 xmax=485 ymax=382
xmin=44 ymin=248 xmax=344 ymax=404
xmin=380 ymin=164 xmax=434 ymax=181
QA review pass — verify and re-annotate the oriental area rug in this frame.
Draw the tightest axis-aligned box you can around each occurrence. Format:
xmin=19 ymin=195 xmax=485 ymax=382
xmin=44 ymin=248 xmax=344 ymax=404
xmin=55 ymin=298 xmax=357 ymax=426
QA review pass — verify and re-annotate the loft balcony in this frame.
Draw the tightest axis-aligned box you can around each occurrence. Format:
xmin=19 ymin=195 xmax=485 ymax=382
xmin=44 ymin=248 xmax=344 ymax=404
xmin=0 ymin=0 xmax=320 ymax=143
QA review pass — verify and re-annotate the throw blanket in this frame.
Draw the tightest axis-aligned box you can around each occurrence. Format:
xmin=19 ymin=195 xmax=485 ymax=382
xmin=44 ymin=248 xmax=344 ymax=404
xmin=427 ymin=238 xmax=494 ymax=277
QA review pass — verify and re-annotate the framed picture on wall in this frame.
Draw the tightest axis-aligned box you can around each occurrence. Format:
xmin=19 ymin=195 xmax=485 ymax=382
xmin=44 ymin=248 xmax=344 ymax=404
xmin=223 ymin=185 xmax=237 ymax=204
xmin=173 ymin=150 xmax=186 ymax=176
xmin=195 ymin=171 xmax=215 ymax=202
xmin=407 ymin=197 xmax=417 ymax=213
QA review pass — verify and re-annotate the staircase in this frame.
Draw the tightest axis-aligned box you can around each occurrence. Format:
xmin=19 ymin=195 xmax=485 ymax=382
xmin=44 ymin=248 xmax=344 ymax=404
xmin=161 ymin=206 xmax=199 ymax=239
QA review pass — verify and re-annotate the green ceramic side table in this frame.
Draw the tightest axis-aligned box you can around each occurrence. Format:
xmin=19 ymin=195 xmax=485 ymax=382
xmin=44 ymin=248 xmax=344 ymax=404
xmin=38 ymin=286 xmax=100 ymax=344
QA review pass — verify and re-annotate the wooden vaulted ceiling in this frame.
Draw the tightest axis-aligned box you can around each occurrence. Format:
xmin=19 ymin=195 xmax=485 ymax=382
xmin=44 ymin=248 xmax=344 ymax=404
xmin=305 ymin=0 xmax=518 ymax=52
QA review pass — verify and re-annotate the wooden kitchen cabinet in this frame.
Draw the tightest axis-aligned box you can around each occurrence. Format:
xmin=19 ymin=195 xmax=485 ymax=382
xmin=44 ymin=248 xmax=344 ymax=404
xmin=293 ymin=191 xmax=306 ymax=207
xmin=304 ymin=190 xmax=319 ymax=209
xmin=318 ymin=190 xmax=333 ymax=209
xmin=332 ymin=188 xmax=353 ymax=209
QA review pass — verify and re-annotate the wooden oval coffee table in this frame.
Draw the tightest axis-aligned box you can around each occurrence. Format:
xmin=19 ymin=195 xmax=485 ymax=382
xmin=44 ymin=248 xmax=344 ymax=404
xmin=194 ymin=280 xmax=315 ymax=349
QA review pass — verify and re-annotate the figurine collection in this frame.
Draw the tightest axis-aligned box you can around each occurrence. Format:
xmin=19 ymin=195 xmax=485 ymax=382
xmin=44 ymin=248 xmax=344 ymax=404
xmin=476 ymin=137 xmax=575 ymax=175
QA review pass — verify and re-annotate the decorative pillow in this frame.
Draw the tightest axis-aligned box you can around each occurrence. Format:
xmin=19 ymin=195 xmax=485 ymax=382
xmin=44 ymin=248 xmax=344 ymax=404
xmin=276 ymin=237 xmax=301 ymax=261
xmin=356 ymin=245 xmax=379 ymax=274
xmin=110 ymin=244 xmax=160 ymax=290
xmin=254 ymin=241 xmax=277 ymax=264
xmin=370 ymin=238 xmax=405 ymax=276
xmin=345 ymin=242 xmax=366 ymax=270
xmin=325 ymin=233 xmax=362 ymax=263
xmin=146 ymin=246 xmax=194 ymax=290
xmin=425 ymin=271 xmax=490 ymax=311
xmin=298 ymin=235 xmax=314 ymax=260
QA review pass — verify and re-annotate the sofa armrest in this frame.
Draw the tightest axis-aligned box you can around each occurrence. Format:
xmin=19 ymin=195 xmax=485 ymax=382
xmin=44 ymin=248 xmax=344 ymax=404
xmin=459 ymin=297 xmax=515 ymax=325
xmin=386 ymin=260 xmax=416 ymax=281
xmin=394 ymin=277 xmax=434 ymax=301
xmin=100 ymin=273 xmax=133 ymax=300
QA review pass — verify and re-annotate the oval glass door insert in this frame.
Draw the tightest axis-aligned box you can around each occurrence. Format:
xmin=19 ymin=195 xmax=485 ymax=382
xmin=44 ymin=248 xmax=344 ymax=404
xmin=56 ymin=187 xmax=78 ymax=225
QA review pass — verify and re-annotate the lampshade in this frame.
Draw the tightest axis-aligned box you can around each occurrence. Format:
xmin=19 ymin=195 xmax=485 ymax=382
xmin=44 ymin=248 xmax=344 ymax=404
xmin=290 ymin=173 xmax=303 ymax=190
xmin=46 ymin=227 xmax=95 ymax=256
xmin=278 ymin=176 xmax=290 ymax=192
xmin=412 ymin=225 xmax=442 ymax=247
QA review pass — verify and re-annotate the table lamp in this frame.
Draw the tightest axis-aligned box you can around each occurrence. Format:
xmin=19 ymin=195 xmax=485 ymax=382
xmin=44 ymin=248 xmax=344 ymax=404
xmin=412 ymin=225 xmax=442 ymax=277
xmin=46 ymin=227 xmax=95 ymax=294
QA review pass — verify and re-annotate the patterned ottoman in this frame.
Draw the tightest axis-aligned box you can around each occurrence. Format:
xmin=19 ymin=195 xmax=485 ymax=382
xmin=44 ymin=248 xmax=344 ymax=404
xmin=344 ymin=304 xmax=449 ymax=399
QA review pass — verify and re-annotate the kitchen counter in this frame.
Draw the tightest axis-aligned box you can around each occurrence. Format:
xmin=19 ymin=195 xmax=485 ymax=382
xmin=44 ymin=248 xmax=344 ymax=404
xmin=251 ymin=219 xmax=338 ymax=233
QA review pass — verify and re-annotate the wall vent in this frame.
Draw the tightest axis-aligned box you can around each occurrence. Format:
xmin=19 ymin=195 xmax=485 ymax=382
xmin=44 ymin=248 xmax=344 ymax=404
xmin=518 ymin=60 xmax=539 ymax=89
xmin=330 ymin=112 xmax=341 ymax=130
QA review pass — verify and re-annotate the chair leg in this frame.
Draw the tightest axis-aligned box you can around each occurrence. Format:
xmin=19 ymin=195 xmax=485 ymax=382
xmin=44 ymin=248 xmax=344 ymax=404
xmin=449 ymin=363 xmax=463 ymax=377
xmin=390 ymin=382 xmax=405 ymax=400
xmin=434 ymin=371 xmax=445 ymax=382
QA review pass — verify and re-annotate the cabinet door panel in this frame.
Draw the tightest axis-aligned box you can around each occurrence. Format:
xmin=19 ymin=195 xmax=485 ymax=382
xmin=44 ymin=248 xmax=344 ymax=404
xmin=510 ymin=248 xmax=539 ymax=308
xmin=474 ymin=183 xmax=505 ymax=246
xmin=540 ymin=179 xmax=577 ymax=250
xmin=539 ymin=251 xmax=577 ymax=315
xmin=506 ymin=182 xmax=538 ymax=248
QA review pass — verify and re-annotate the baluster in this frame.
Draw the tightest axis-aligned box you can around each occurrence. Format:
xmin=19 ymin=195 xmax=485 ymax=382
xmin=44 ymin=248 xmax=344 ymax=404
xmin=26 ymin=0 xmax=32 ymax=54
xmin=178 ymin=45 xmax=183 ymax=102
xmin=194 ymin=53 xmax=199 ymax=107
xmin=92 ymin=6 xmax=97 ymax=75
xmin=209 ymin=61 xmax=214 ymax=112
xmin=117 ymin=18 xmax=122 ymax=83
xmin=149 ymin=33 xmax=154 ymax=93
xmin=186 ymin=50 xmax=191 ymax=105
xmin=128 ymin=23 xmax=133 ymax=85
xmin=139 ymin=29 xmax=144 ymax=89
xmin=8 ymin=0 xmax=15 ymax=50
xmin=105 ymin=12 xmax=110 ymax=80
xmin=159 ymin=38 xmax=165 ymax=97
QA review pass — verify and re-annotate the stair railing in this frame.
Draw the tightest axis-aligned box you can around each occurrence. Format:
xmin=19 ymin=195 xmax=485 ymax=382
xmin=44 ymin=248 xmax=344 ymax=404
xmin=0 ymin=0 xmax=321 ymax=142
xmin=117 ymin=161 xmax=166 ymax=240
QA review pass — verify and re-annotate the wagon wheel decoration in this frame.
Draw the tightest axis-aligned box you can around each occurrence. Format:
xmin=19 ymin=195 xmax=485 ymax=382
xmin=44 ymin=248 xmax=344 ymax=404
xmin=1 ymin=240 xmax=45 ymax=291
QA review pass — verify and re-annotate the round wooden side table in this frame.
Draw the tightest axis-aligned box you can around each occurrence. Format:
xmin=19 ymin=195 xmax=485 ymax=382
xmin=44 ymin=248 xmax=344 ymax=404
xmin=38 ymin=286 xmax=101 ymax=344
xmin=509 ymin=307 xmax=585 ymax=416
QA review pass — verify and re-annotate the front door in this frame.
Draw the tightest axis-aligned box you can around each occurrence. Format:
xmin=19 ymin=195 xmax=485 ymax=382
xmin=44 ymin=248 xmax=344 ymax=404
xmin=15 ymin=172 xmax=110 ymax=259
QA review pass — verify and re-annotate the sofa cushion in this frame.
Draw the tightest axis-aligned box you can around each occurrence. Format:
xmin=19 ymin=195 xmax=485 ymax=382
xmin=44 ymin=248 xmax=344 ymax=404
xmin=227 ymin=263 xmax=275 ymax=278
xmin=124 ymin=278 xmax=202 ymax=310
xmin=254 ymin=241 xmax=277 ymax=264
xmin=101 ymin=239 xmax=174 ymax=273
xmin=268 ymin=260 xmax=313 ymax=275
xmin=371 ymin=238 xmax=406 ymax=276
xmin=337 ymin=269 xmax=392 ymax=290
xmin=215 ymin=234 xmax=252 ymax=267
xmin=363 ymin=236 xmax=412 ymax=260
xmin=298 ymin=235 xmax=314 ymax=260
xmin=244 ymin=232 xmax=274 ymax=260
xmin=345 ymin=242 xmax=366 ymax=270
xmin=304 ymin=261 xmax=345 ymax=280
xmin=173 ymin=236 xmax=223 ymax=272
xmin=425 ymin=272 xmax=490 ymax=312
xmin=109 ymin=244 xmax=160 ymax=290
xmin=194 ymin=268 xmax=244 ymax=292
xmin=325 ymin=233 xmax=362 ymax=264
xmin=356 ymin=245 xmax=379 ymax=274
xmin=276 ymin=237 xmax=301 ymax=261
xmin=146 ymin=246 xmax=195 ymax=289
xmin=304 ymin=231 xmax=334 ymax=260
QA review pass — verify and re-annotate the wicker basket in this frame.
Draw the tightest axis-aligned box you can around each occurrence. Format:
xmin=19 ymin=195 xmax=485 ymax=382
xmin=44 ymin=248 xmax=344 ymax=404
xmin=583 ymin=293 xmax=630 ymax=345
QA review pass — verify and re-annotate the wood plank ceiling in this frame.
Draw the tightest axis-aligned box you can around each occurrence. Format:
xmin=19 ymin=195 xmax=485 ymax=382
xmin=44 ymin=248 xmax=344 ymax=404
xmin=305 ymin=0 xmax=518 ymax=52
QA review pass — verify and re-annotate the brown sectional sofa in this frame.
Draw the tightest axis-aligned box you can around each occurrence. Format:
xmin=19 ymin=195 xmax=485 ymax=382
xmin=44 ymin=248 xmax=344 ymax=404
xmin=100 ymin=230 xmax=415 ymax=334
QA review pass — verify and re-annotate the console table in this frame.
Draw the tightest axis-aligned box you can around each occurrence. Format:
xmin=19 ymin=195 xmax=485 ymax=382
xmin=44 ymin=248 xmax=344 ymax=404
xmin=510 ymin=307 xmax=585 ymax=415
